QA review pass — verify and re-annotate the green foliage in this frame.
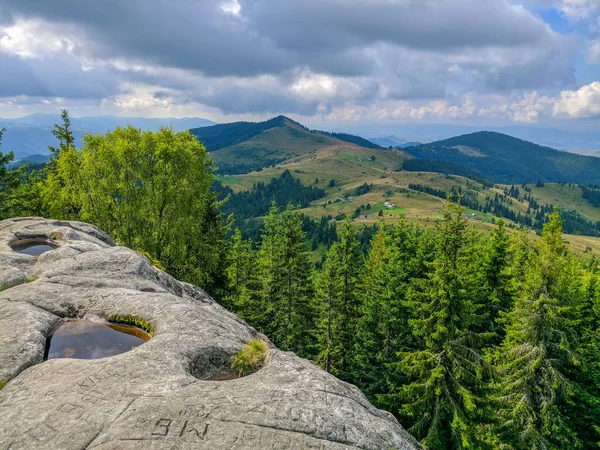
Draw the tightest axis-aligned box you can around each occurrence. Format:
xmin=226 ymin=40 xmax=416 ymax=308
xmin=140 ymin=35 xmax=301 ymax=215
xmin=492 ymin=210 xmax=583 ymax=449
xmin=0 ymin=128 xmax=44 ymax=220
xmin=41 ymin=125 xmax=225 ymax=294
xmin=48 ymin=109 xmax=74 ymax=165
xmin=213 ymin=169 xmax=325 ymax=220
xmin=225 ymin=204 xmax=317 ymax=358
xmin=382 ymin=200 xmax=492 ymax=449
xmin=108 ymin=315 xmax=154 ymax=336
xmin=0 ymin=380 xmax=6 ymax=390
xmin=139 ymin=251 xmax=166 ymax=271
xmin=315 ymin=219 xmax=362 ymax=379
xmin=231 ymin=339 xmax=269 ymax=377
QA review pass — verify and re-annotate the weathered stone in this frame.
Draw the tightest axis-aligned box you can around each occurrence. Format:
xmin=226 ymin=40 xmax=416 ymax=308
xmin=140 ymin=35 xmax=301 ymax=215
xmin=0 ymin=217 xmax=420 ymax=449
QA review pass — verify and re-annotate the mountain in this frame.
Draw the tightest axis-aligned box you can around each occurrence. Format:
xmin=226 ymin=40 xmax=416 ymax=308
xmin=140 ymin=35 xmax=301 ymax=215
xmin=190 ymin=116 xmax=384 ymax=174
xmin=0 ymin=114 xmax=216 ymax=159
xmin=337 ymin=123 xmax=600 ymax=154
xmin=367 ymin=135 xmax=422 ymax=148
xmin=402 ymin=131 xmax=600 ymax=184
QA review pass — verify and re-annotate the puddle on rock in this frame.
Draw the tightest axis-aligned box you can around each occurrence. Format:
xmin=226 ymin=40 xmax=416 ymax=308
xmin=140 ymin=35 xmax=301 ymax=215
xmin=44 ymin=320 xmax=151 ymax=360
xmin=12 ymin=239 xmax=57 ymax=256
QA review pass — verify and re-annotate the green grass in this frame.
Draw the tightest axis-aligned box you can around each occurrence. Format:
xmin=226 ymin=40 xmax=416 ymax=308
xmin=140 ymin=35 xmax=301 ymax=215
xmin=215 ymin=174 xmax=243 ymax=185
xmin=0 ymin=380 xmax=6 ymax=390
xmin=231 ymin=339 xmax=268 ymax=377
xmin=528 ymin=183 xmax=600 ymax=223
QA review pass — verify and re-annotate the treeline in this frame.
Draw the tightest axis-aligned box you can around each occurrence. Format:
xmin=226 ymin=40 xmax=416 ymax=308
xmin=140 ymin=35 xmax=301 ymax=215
xmin=403 ymin=159 xmax=493 ymax=187
xmin=213 ymin=157 xmax=286 ymax=175
xmin=223 ymin=202 xmax=600 ymax=449
xmin=315 ymin=130 xmax=384 ymax=149
xmin=213 ymin=170 xmax=325 ymax=219
xmin=409 ymin=182 xmax=600 ymax=237
xmin=582 ymin=185 xmax=600 ymax=208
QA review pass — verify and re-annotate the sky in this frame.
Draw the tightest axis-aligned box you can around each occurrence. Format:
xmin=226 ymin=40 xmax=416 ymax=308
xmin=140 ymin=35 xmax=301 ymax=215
xmin=0 ymin=0 xmax=599 ymax=131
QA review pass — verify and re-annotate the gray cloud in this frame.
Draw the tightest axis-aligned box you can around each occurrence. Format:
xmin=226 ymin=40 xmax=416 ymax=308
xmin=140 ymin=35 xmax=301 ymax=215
xmin=0 ymin=54 xmax=120 ymax=99
xmin=0 ymin=0 xmax=583 ymax=117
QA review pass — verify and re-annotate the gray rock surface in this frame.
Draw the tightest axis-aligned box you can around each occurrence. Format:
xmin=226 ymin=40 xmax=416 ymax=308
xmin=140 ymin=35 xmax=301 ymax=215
xmin=0 ymin=217 xmax=420 ymax=449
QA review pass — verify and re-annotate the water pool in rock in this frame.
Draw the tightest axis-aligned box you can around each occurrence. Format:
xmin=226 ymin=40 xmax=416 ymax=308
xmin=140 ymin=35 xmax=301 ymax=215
xmin=12 ymin=239 xmax=57 ymax=256
xmin=44 ymin=320 xmax=151 ymax=360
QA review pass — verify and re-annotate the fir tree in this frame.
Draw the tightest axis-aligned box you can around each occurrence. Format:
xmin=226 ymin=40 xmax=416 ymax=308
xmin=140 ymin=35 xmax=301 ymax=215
xmin=476 ymin=219 xmax=513 ymax=343
xmin=494 ymin=210 xmax=581 ymax=449
xmin=354 ymin=223 xmax=393 ymax=396
xmin=354 ymin=217 xmax=434 ymax=401
xmin=278 ymin=204 xmax=316 ymax=357
xmin=384 ymin=200 xmax=490 ymax=449
xmin=253 ymin=204 xmax=316 ymax=357
xmin=48 ymin=109 xmax=75 ymax=164
xmin=225 ymin=228 xmax=258 ymax=313
xmin=256 ymin=203 xmax=285 ymax=336
xmin=315 ymin=219 xmax=362 ymax=380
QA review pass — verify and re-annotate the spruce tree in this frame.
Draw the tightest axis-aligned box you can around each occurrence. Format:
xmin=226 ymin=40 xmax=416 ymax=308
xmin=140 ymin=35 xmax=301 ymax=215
xmin=225 ymin=228 xmax=258 ymax=314
xmin=256 ymin=203 xmax=285 ymax=337
xmin=476 ymin=219 xmax=513 ymax=344
xmin=48 ymin=109 xmax=75 ymax=164
xmin=384 ymin=200 xmax=490 ymax=449
xmin=254 ymin=204 xmax=316 ymax=357
xmin=494 ymin=210 xmax=581 ymax=449
xmin=354 ymin=223 xmax=393 ymax=396
xmin=278 ymin=204 xmax=316 ymax=357
xmin=315 ymin=219 xmax=362 ymax=380
xmin=354 ymin=217 xmax=434 ymax=401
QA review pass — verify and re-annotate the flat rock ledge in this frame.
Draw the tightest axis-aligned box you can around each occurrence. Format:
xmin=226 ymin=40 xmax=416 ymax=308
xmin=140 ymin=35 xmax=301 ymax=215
xmin=0 ymin=218 xmax=420 ymax=450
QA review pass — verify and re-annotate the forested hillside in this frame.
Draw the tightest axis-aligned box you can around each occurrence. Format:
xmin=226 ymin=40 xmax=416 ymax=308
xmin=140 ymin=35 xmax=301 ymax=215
xmin=3 ymin=112 xmax=600 ymax=448
xmin=404 ymin=131 xmax=600 ymax=184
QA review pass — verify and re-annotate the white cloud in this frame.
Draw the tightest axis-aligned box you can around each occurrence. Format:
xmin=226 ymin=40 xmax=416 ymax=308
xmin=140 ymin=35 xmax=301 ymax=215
xmin=553 ymin=81 xmax=600 ymax=117
xmin=558 ymin=0 xmax=600 ymax=21
xmin=0 ymin=19 xmax=78 ymax=58
xmin=317 ymin=81 xmax=600 ymax=123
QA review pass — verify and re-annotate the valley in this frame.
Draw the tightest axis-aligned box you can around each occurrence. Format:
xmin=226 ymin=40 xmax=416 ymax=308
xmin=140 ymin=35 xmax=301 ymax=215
xmin=202 ymin=116 xmax=600 ymax=256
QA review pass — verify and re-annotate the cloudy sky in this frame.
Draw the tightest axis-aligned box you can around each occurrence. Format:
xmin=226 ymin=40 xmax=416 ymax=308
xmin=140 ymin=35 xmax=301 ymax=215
xmin=0 ymin=0 xmax=599 ymax=130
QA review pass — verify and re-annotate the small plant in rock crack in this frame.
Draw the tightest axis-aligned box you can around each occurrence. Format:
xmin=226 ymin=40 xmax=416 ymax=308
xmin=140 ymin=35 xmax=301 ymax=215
xmin=231 ymin=339 xmax=268 ymax=377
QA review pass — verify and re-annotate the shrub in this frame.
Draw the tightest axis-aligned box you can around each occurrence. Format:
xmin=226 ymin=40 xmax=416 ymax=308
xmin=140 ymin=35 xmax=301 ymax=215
xmin=231 ymin=339 xmax=268 ymax=377
xmin=0 ymin=380 xmax=6 ymax=390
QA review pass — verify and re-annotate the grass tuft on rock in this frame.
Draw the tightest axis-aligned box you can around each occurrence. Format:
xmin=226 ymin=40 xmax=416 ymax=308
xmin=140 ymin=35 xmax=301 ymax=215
xmin=0 ymin=380 xmax=6 ymax=390
xmin=139 ymin=250 xmax=166 ymax=271
xmin=231 ymin=339 xmax=268 ymax=377
xmin=108 ymin=314 xmax=154 ymax=336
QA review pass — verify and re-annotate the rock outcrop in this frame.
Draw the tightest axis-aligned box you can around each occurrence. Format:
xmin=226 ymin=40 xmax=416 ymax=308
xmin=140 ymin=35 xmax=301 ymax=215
xmin=0 ymin=217 xmax=420 ymax=449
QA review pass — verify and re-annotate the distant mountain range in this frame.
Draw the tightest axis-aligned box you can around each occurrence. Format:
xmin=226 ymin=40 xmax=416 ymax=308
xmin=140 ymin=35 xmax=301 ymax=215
xmin=366 ymin=135 xmax=421 ymax=148
xmin=4 ymin=113 xmax=600 ymax=185
xmin=0 ymin=114 xmax=215 ymax=159
xmin=403 ymin=131 xmax=600 ymax=184
xmin=335 ymin=123 xmax=600 ymax=156
xmin=191 ymin=116 xmax=600 ymax=184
